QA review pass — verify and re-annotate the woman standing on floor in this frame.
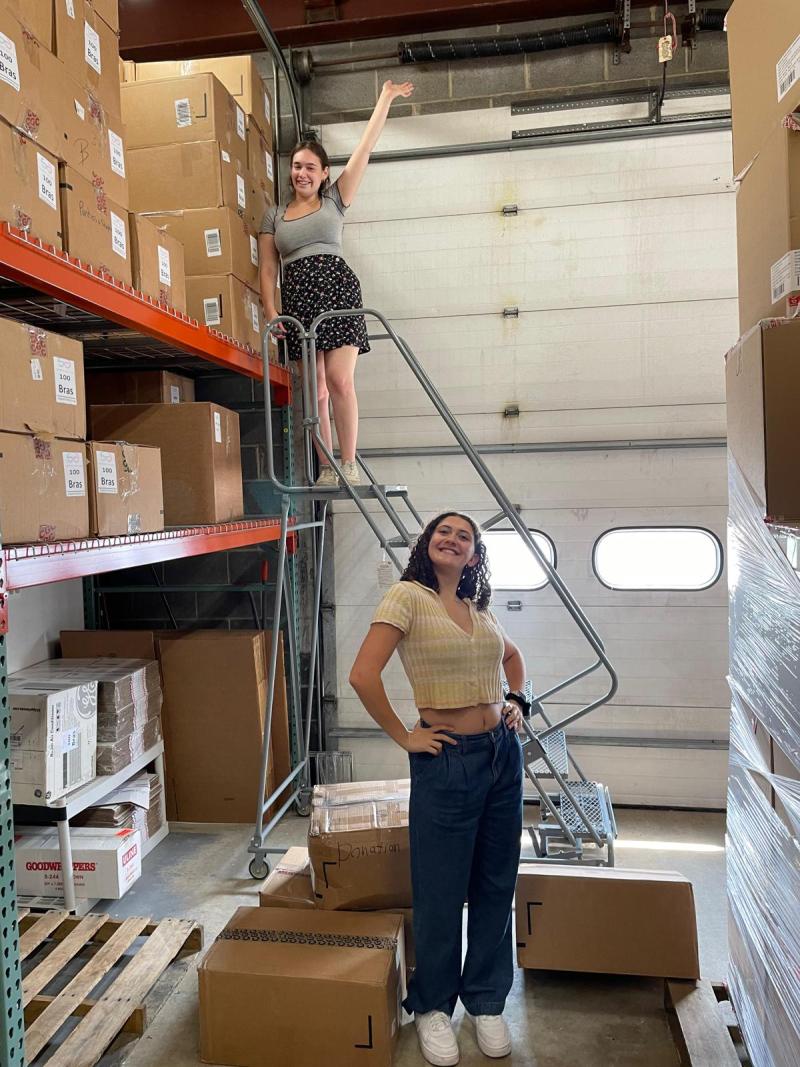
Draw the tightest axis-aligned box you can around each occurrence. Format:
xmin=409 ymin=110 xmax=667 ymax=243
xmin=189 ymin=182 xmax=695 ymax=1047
xmin=350 ymin=511 xmax=528 ymax=1066
xmin=259 ymin=80 xmax=413 ymax=488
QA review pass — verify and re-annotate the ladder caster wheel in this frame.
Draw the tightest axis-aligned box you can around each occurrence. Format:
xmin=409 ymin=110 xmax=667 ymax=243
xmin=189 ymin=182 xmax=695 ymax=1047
xmin=249 ymin=858 xmax=270 ymax=880
xmin=294 ymin=798 xmax=312 ymax=817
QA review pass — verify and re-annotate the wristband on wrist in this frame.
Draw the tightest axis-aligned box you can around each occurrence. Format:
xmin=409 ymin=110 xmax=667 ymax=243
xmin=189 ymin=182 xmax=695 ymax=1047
xmin=506 ymin=691 xmax=532 ymax=718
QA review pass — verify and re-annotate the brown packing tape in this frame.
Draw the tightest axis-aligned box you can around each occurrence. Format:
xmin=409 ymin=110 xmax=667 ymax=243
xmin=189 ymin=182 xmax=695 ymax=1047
xmin=118 ymin=441 xmax=140 ymax=502
xmin=216 ymin=928 xmax=399 ymax=951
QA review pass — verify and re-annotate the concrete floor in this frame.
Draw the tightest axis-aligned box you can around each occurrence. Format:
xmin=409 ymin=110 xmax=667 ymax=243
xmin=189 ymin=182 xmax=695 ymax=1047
xmin=104 ymin=807 xmax=727 ymax=1067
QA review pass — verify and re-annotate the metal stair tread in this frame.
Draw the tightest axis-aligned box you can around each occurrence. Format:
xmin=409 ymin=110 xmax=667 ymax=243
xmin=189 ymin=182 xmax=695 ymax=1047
xmin=553 ymin=780 xmax=612 ymax=837
xmin=523 ymin=729 xmax=569 ymax=776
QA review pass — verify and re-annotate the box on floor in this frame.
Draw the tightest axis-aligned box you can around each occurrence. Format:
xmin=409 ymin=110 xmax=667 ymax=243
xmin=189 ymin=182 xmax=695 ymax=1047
xmin=133 ymin=55 xmax=274 ymax=147
xmin=0 ymin=317 xmax=85 ymax=438
xmin=86 ymin=369 xmax=195 ymax=407
xmin=0 ymin=8 xmax=72 ymax=159
xmin=726 ymin=318 xmax=800 ymax=524
xmin=130 ymin=214 xmax=187 ymax=311
xmin=128 ymin=140 xmax=248 ymax=216
xmin=14 ymin=827 xmax=141 ymax=899
xmin=199 ymin=907 xmax=403 ymax=1067
xmin=88 ymin=402 xmax=243 ymax=525
xmin=87 ymin=441 xmax=164 ymax=536
xmin=727 ymin=0 xmax=800 ymax=175
xmin=53 ymin=0 xmax=121 ymax=117
xmin=121 ymin=74 xmax=247 ymax=166
xmin=308 ymin=780 xmax=412 ymax=911
xmin=60 ymin=164 xmax=132 ymax=286
xmin=62 ymin=77 xmax=129 ymax=210
xmin=515 ymin=865 xmax=700 ymax=979
xmin=186 ymin=273 xmax=262 ymax=349
xmin=0 ymin=433 xmax=90 ymax=543
xmin=144 ymin=207 xmax=259 ymax=288
xmin=8 ymin=677 xmax=97 ymax=805
xmin=0 ymin=118 xmax=62 ymax=248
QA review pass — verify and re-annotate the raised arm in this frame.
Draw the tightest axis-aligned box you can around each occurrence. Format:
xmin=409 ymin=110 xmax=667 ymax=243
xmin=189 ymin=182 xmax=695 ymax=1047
xmin=336 ymin=80 xmax=414 ymax=206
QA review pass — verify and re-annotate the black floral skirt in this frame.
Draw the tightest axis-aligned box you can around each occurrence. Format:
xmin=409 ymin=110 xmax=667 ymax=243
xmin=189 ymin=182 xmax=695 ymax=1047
xmin=281 ymin=254 xmax=371 ymax=362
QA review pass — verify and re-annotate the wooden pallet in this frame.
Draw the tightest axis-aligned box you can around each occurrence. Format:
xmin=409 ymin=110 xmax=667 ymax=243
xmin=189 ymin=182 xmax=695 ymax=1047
xmin=666 ymin=978 xmax=749 ymax=1066
xmin=17 ymin=909 xmax=202 ymax=1066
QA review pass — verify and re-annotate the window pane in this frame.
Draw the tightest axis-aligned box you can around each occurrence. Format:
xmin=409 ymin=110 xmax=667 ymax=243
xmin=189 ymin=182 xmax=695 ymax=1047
xmin=484 ymin=530 xmax=555 ymax=590
xmin=593 ymin=528 xmax=722 ymax=590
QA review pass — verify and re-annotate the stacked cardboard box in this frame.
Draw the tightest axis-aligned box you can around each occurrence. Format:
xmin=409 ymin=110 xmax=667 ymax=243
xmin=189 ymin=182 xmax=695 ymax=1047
xmin=14 ymin=826 xmax=142 ymax=899
xmin=86 ymin=369 xmax=195 ymax=406
xmin=86 ymin=441 xmax=164 ymax=535
xmin=75 ymin=770 xmax=166 ymax=844
xmin=121 ymin=59 xmax=276 ymax=347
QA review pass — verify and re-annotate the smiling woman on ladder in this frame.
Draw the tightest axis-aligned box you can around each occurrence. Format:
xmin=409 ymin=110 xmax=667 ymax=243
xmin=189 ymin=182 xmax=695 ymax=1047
xmin=259 ymin=80 xmax=413 ymax=488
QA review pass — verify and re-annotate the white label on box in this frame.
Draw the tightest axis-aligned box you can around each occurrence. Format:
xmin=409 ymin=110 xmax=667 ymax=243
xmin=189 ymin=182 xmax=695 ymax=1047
xmin=96 ymin=450 xmax=118 ymax=494
xmin=777 ymin=33 xmax=800 ymax=100
xmin=109 ymin=129 xmax=125 ymax=177
xmin=213 ymin=411 xmax=222 ymax=443
xmin=250 ymin=234 xmax=259 ymax=267
xmin=169 ymin=384 xmax=181 ymax=404
xmin=771 ymin=249 xmax=800 ymax=303
xmin=110 ymin=211 xmax=127 ymax=259
xmin=175 ymin=97 xmax=192 ymax=128
xmin=54 ymin=357 xmax=77 ymax=406
xmin=37 ymin=154 xmax=57 ymax=210
xmin=30 ymin=358 xmax=43 ymax=381
xmin=236 ymin=105 xmax=246 ymax=140
xmin=204 ymin=228 xmax=222 ymax=257
xmin=203 ymin=297 xmax=221 ymax=326
xmin=157 ymin=245 xmax=171 ymax=286
xmin=66 ymin=0 xmax=76 ymax=17
xmin=236 ymin=174 xmax=246 ymax=210
xmin=84 ymin=21 xmax=101 ymax=74
xmin=74 ymin=98 xmax=85 ymax=121
xmin=250 ymin=302 xmax=259 ymax=333
xmin=266 ymin=153 xmax=273 ymax=182
xmin=62 ymin=728 xmax=78 ymax=752
xmin=128 ymin=513 xmax=141 ymax=534
xmin=0 ymin=32 xmax=21 ymax=92
xmin=63 ymin=452 xmax=86 ymax=497
xmin=264 ymin=91 xmax=271 ymax=125
xmin=221 ymin=149 xmax=231 ymax=163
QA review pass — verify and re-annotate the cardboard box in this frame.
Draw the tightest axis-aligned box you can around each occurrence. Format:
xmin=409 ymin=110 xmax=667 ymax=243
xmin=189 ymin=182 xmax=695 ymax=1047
xmin=258 ymin=846 xmax=416 ymax=969
xmin=9 ymin=677 xmax=98 ymax=805
xmin=0 ymin=9 xmax=72 ymax=158
xmin=14 ymin=827 xmax=141 ymax=898
xmin=515 ymin=865 xmax=700 ymax=979
xmin=5 ymin=0 xmax=53 ymax=49
xmin=144 ymin=207 xmax=259 ymax=288
xmin=89 ymin=402 xmax=243 ymax=525
xmin=62 ymin=78 xmax=129 ymax=210
xmin=87 ymin=441 xmax=164 ymax=536
xmin=134 ymin=55 xmax=273 ymax=146
xmin=0 ymin=432 xmax=90 ymax=543
xmin=92 ymin=0 xmax=119 ymax=34
xmin=60 ymin=164 xmax=132 ymax=286
xmin=61 ymin=629 xmax=160 ymax=660
xmin=728 ymin=0 xmax=800 ymax=174
xmin=53 ymin=0 xmax=121 ymax=116
xmin=199 ymin=907 xmax=403 ymax=1067
xmin=128 ymin=140 xmax=248 ymax=217
xmin=86 ymin=369 xmax=195 ymax=407
xmin=725 ymin=318 xmax=800 ymax=523
xmin=0 ymin=118 xmax=62 ymax=247
xmin=186 ymin=274 xmax=262 ymax=350
xmin=308 ymin=780 xmax=412 ymax=910
xmin=97 ymin=714 xmax=162 ymax=775
xmin=0 ymin=316 xmax=85 ymax=438
xmin=246 ymin=122 xmax=275 ymax=230
xmin=130 ymin=214 xmax=187 ymax=312
xmin=120 ymin=74 xmax=247 ymax=167
xmin=736 ymin=123 xmax=800 ymax=332
xmin=157 ymin=630 xmax=286 ymax=822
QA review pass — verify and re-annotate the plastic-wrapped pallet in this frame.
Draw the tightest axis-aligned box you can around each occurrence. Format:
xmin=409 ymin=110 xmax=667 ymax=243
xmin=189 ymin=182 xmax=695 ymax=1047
xmin=726 ymin=456 xmax=800 ymax=1066
xmin=308 ymin=779 xmax=411 ymax=910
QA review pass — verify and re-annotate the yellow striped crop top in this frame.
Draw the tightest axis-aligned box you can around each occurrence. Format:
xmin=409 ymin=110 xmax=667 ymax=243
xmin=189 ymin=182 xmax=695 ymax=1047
xmin=372 ymin=580 xmax=505 ymax=710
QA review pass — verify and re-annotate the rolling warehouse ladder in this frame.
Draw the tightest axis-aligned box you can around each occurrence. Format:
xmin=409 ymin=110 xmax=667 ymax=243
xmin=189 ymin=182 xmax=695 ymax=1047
xmin=247 ymin=307 xmax=620 ymax=877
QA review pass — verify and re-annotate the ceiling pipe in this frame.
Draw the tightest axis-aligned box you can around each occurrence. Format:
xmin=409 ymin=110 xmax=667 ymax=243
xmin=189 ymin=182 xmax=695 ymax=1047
xmin=239 ymin=0 xmax=304 ymax=142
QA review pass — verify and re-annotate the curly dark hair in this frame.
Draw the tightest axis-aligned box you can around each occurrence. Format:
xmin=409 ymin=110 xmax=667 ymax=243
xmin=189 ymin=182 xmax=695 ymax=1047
xmin=401 ymin=511 xmax=492 ymax=611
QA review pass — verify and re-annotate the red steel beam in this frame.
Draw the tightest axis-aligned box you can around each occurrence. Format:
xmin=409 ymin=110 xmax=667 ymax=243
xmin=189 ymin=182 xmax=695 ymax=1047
xmin=120 ymin=0 xmax=646 ymax=57
xmin=0 ymin=225 xmax=292 ymax=405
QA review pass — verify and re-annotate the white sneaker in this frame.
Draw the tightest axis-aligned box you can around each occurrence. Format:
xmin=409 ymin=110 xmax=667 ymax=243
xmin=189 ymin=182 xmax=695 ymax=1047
xmin=340 ymin=459 xmax=361 ymax=485
xmin=314 ymin=465 xmax=339 ymax=488
xmin=467 ymin=1013 xmax=511 ymax=1058
xmin=415 ymin=1011 xmax=460 ymax=1066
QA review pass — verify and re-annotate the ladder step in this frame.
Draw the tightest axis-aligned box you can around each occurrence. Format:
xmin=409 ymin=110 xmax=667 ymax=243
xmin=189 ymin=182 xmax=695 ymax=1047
xmin=309 ymin=483 xmax=409 ymax=499
xmin=550 ymin=780 xmax=614 ymax=839
xmin=387 ymin=536 xmax=411 ymax=548
xmin=523 ymin=729 xmax=569 ymax=777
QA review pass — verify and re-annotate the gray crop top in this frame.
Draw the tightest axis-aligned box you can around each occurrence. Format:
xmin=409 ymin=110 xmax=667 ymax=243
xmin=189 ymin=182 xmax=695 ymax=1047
xmin=260 ymin=179 xmax=348 ymax=265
